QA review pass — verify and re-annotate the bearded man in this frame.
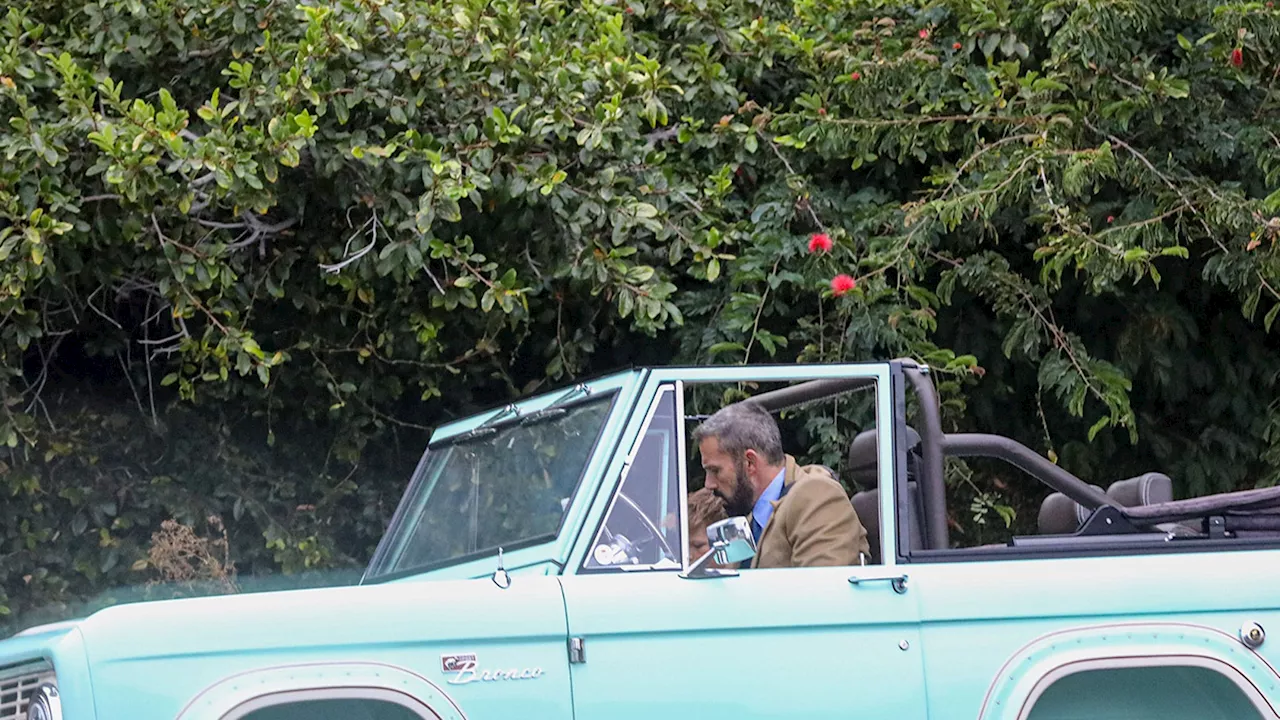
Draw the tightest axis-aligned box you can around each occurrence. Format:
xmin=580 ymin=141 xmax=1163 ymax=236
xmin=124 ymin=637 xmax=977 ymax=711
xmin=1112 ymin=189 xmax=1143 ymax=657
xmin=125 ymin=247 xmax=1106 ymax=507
xmin=693 ymin=401 xmax=869 ymax=568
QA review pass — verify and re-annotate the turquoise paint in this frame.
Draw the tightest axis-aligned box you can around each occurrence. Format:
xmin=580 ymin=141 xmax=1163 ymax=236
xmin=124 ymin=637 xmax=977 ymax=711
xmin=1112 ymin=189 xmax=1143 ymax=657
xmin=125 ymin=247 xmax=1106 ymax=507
xmin=914 ymin=552 xmax=1280 ymax=720
xmin=81 ymin=575 xmax=573 ymax=719
xmin=558 ymin=567 xmax=927 ymax=720
xmin=977 ymin=621 xmax=1280 ymax=719
xmin=4 ymin=361 xmax=1280 ymax=719
xmin=0 ymin=626 xmax=95 ymax=718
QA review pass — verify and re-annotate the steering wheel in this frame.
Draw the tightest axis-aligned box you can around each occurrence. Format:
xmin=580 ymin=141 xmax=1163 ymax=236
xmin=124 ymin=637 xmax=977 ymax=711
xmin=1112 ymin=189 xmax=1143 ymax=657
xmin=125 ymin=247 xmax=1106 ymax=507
xmin=593 ymin=492 xmax=677 ymax=567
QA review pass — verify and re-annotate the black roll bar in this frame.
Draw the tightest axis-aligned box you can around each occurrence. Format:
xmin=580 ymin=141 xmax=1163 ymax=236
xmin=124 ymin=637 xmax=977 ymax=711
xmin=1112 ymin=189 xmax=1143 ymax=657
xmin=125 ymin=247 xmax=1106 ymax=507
xmin=942 ymin=434 xmax=1115 ymax=510
xmin=899 ymin=362 xmax=1120 ymax=549
xmin=899 ymin=361 xmax=950 ymax=550
xmin=736 ymin=362 xmax=1119 ymax=552
xmin=750 ymin=376 xmax=877 ymax=413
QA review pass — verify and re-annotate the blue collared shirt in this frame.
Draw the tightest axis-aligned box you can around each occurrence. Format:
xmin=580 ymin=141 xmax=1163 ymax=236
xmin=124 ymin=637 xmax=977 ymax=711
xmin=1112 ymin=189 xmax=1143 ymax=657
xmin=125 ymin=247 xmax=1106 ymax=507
xmin=751 ymin=467 xmax=786 ymax=540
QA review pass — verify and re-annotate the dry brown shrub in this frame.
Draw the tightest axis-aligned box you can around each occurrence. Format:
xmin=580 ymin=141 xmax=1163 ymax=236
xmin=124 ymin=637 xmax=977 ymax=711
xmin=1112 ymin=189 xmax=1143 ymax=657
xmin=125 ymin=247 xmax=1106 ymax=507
xmin=144 ymin=515 xmax=238 ymax=594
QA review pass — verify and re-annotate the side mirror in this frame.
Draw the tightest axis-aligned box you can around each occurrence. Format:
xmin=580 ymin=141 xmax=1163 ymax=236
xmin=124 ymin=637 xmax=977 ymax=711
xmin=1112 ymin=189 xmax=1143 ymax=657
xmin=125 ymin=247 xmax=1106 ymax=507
xmin=709 ymin=516 xmax=756 ymax=565
xmin=680 ymin=516 xmax=757 ymax=580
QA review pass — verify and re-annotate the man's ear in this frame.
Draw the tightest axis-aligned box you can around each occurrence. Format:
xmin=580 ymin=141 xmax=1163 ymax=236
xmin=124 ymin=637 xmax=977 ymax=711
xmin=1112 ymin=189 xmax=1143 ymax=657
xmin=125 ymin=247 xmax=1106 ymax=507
xmin=743 ymin=448 xmax=760 ymax=475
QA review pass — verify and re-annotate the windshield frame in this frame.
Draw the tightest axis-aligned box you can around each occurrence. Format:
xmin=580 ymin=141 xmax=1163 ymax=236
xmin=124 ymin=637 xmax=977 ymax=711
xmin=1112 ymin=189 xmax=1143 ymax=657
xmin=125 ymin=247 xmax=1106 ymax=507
xmin=362 ymin=372 xmax=638 ymax=583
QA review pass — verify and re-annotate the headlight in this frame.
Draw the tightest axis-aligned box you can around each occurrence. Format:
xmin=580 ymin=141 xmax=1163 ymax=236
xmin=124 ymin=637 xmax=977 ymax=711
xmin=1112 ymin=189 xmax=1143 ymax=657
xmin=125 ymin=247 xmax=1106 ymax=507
xmin=27 ymin=684 xmax=61 ymax=720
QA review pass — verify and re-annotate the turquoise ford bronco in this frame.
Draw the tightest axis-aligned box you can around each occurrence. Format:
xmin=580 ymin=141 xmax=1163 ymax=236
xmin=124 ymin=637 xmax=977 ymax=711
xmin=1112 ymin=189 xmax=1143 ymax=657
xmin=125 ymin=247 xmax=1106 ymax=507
xmin=4 ymin=359 xmax=1280 ymax=719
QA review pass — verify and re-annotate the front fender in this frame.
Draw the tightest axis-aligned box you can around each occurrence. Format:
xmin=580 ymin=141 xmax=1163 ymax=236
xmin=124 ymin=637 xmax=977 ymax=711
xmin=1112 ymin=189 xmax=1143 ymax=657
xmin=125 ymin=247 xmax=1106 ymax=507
xmin=77 ymin=575 xmax=572 ymax=719
xmin=978 ymin=622 xmax=1280 ymax=720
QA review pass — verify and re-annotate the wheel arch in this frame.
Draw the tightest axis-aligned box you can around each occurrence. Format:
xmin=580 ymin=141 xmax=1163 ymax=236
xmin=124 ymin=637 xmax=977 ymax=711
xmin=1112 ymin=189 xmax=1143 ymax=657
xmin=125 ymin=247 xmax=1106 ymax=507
xmin=174 ymin=661 xmax=468 ymax=720
xmin=977 ymin=622 xmax=1280 ymax=720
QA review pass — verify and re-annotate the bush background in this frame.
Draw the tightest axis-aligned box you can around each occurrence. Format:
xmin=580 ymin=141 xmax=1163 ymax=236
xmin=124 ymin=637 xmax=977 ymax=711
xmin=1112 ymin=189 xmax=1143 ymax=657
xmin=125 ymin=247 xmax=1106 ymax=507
xmin=2 ymin=0 xmax=1279 ymax=632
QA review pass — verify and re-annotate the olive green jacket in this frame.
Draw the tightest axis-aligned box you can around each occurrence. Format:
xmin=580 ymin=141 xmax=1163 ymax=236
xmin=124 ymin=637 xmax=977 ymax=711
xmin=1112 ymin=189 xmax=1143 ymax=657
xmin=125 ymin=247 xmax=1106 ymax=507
xmin=750 ymin=455 xmax=870 ymax=569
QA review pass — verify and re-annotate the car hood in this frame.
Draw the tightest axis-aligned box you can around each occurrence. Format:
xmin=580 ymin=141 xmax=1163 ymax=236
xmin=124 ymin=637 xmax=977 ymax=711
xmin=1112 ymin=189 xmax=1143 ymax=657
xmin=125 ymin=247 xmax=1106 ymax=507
xmin=48 ymin=571 xmax=573 ymax=719
xmin=75 ymin=573 xmax=567 ymax=663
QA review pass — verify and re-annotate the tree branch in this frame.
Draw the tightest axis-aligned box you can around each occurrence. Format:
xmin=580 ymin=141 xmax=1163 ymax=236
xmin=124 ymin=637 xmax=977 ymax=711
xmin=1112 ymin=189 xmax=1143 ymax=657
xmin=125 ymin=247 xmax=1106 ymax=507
xmin=319 ymin=212 xmax=379 ymax=273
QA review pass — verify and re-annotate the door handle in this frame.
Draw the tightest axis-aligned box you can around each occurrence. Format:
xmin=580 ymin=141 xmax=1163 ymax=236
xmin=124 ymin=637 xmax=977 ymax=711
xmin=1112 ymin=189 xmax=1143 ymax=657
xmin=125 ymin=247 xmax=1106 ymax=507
xmin=847 ymin=573 xmax=908 ymax=594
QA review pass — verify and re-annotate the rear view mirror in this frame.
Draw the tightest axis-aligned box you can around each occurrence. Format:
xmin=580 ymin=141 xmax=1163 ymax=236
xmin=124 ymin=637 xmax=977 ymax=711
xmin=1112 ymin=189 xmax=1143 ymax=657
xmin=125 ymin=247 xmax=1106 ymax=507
xmin=680 ymin=516 xmax=756 ymax=580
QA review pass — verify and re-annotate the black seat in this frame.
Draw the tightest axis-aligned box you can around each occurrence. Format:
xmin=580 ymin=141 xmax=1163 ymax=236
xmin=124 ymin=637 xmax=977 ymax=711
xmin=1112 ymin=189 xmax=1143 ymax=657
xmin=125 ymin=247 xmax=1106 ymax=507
xmin=1038 ymin=472 xmax=1187 ymax=535
xmin=1037 ymin=484 xmax=1106 ymax=535
xmin=1107 ymin=472 xmax=1173 ymax=506
xmin=846 ymin=427 xmax=926 ymax=563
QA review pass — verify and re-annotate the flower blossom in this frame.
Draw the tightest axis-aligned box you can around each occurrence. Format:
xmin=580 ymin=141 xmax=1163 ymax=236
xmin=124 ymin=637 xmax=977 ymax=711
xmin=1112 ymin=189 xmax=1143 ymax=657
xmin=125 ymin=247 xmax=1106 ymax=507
xmin=1230 ymin=47 xmax=1244 ymax=67
xmin=808 ymin=232 xmax=833 ymax=253
xmin=831 ymin=274 xmax=857 ymax=296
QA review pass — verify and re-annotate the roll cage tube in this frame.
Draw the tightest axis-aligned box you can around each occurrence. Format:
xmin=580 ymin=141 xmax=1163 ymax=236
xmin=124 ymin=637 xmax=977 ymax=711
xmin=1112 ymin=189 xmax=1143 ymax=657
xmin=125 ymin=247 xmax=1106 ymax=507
xmin=900 ymin=361 xmax=949 ymax=551
xmin=750 ymin=360 xmax=1119 ymax=552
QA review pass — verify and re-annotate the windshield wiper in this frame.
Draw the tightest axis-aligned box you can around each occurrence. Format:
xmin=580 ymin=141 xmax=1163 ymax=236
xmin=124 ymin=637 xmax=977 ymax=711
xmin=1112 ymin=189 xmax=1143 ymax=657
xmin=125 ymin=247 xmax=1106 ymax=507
xmin=453 ymin=403 xmax=521 ymax=442
xmin=519 ymin=384 xmax=593 ymax=425
xmin=443 ymin=384 xmax=595 ymax=444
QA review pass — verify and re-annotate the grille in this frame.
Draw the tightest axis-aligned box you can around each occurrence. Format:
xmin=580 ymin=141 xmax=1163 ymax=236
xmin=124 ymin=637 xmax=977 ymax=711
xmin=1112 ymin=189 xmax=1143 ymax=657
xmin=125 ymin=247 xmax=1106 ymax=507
xmin=0 ymin=662 xmax=54 ymax=720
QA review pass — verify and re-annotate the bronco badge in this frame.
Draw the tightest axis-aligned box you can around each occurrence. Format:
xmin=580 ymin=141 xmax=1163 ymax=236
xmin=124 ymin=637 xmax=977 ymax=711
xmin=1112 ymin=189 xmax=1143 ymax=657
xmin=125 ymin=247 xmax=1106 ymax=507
xmin=441 ymin=653 xmax=477 ymax=673
xmin=440 ymin=653 xmax=544 ymax=685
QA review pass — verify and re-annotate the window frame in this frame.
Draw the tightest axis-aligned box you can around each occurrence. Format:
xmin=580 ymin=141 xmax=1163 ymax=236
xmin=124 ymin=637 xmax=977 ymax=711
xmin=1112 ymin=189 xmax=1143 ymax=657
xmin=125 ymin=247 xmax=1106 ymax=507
xmin=565 ymin=364 xmax=898 ymax=576
xmin=672 ymin=364 xmax=897 ymax=572
xmin=577 ymin=382 xmax=689 ymax=574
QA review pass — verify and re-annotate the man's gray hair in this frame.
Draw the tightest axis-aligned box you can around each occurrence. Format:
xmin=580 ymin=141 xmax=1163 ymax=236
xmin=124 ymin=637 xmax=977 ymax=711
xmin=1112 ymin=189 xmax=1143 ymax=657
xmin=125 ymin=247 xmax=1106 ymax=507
xmin=692 ymin=401 xmax=784 ymax=465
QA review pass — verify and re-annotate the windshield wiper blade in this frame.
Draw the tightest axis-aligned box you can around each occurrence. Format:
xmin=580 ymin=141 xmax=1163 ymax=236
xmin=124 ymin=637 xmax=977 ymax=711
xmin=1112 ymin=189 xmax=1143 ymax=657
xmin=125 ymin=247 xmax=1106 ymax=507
xmin=455 ymin=404 xmax=521 ymax=441
xmin=442 ymin=384 xmax=594 ymax=444
xmin=520 ymin=384 xmax=593 ymax=425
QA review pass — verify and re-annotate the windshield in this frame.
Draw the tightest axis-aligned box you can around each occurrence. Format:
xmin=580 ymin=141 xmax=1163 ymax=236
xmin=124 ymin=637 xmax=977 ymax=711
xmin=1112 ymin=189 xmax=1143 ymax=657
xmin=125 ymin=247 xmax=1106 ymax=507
xmin=365 ymin=393 xmax=615 ymax=579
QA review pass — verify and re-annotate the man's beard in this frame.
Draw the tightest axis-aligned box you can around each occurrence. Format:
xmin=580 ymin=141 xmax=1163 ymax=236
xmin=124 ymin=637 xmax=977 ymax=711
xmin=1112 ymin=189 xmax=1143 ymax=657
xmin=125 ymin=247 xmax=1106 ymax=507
xmin=715 ymin=457 xmax=756 ymax=518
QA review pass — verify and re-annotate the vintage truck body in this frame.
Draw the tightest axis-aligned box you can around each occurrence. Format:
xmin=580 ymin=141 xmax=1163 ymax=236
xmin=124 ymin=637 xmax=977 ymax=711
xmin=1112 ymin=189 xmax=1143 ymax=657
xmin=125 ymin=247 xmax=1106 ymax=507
xmin=5 ymin=360 xmax=1280 ymax=719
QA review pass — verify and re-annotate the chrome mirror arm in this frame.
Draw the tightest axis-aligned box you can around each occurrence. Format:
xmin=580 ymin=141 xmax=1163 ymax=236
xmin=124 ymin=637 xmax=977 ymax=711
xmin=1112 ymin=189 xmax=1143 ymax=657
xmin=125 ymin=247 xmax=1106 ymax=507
xmin=679 ymin=547 xmax=740 ymax=580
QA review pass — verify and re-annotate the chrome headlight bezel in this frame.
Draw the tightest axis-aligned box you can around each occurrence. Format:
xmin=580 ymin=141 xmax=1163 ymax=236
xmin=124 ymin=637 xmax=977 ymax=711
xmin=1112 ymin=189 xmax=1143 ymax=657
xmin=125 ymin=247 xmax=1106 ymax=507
xmin=27 ymin=683 xmax=61 ymax=720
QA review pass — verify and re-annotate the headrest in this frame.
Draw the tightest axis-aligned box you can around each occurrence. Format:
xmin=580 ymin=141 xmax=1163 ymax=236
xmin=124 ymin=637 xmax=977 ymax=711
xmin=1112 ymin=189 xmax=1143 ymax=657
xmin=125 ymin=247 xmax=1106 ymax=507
xmin=847 ymin=426 xmax=921 ymax=490
xmin=1106 ymin=473 xmax=1173 ymax=506
xmin=1037 ymin=484 xmax=1105 ymax=535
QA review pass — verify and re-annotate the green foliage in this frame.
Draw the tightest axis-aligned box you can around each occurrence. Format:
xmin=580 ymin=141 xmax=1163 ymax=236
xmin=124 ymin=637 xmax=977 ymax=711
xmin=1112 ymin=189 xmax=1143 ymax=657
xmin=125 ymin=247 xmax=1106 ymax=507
xmin=1 ymin=0 xmax=1278 ymax=629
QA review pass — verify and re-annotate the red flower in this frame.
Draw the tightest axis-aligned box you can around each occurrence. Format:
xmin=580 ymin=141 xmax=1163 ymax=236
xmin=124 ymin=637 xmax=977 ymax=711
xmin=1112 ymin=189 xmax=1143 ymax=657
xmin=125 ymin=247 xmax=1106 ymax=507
xmin=830 ymin=274 xmax=857 ymax=296
xmin=818 ymin=107 xmax=827 ymax=116
xmin=850 ymin=71 xmax=862 ymax=80
xmin=1231 ymin=47 xmax=1243 ymax=67
xmin=953 ymin=42 xmax=963 ymax=50
xmin=919 ymin=28 xmax=930 ymax=39
xmin=1106 ymin=215 xmax=1115 ymax=223
xmin=808 ymin=232 xmax=833 ymax=253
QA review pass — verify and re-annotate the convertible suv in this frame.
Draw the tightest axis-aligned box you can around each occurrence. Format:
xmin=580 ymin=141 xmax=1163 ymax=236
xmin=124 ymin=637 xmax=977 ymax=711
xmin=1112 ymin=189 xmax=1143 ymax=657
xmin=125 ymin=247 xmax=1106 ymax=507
xmin=5 ymin=360 xmax=1280 ymax=719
